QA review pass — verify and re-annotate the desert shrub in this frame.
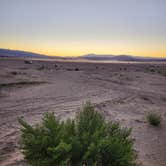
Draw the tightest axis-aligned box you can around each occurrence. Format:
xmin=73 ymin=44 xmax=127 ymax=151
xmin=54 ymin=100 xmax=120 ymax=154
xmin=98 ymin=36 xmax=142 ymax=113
xmin=11 ymin=71 xmax=18 ymax=75
xmin=38 ymin=65 xmax=45 ymax=70
xmin=146 ymin=112 xmax=161 ymax=126
xmin=18 ymin=102 xmax=137 ymax=166
xmin=150 ymin=68 xmax=155 ymax=72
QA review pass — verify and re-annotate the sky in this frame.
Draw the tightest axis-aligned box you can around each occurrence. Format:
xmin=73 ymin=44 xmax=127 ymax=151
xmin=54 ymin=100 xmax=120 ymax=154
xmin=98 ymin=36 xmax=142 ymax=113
xmin=0 ymin=0 xmax=166 ymax=57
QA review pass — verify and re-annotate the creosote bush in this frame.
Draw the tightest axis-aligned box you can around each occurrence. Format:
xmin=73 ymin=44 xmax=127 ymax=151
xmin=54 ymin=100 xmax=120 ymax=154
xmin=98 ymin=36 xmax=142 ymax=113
xmin=146 ymin=112 xmax=161 ymax=126
xmin=18 ymin=102 xmax=137 ymax=166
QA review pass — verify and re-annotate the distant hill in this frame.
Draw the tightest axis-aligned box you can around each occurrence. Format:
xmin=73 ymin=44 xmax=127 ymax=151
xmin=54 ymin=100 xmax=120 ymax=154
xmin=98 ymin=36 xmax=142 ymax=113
xmin=80 ymin=54 xmax=114 ymax=60
xmin=0 ymin=48 xmax=57 ymax=59
xmin=0 ymin=49 xmax=166 ymax=62
xmin=80 ymin=54 xmax=166 ymax=62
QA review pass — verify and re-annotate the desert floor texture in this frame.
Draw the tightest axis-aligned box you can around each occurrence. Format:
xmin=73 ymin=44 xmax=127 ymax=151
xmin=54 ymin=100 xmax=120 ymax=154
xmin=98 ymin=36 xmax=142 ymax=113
xmin=0 ymin=58 xmax=166 ymax=166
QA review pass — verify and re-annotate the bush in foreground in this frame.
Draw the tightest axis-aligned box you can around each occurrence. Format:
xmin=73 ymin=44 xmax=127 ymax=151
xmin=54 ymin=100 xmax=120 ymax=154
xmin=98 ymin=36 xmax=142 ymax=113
xmin=146 ymin=112 xmax=161 ymax=126
xmin=18 ymin=102 xmax=137 ymax=166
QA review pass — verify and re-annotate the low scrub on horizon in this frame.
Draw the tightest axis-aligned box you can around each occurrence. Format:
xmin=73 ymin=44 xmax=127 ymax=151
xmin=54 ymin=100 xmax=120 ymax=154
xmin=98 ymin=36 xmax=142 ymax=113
xmin=18 ymin=102 xmax=137 ymax=166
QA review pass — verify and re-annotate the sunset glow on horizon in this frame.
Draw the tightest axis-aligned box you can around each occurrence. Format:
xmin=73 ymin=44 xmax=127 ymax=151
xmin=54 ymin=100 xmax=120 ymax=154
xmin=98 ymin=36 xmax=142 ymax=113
xmin=0 ymin=0 xmax=166 ymax=57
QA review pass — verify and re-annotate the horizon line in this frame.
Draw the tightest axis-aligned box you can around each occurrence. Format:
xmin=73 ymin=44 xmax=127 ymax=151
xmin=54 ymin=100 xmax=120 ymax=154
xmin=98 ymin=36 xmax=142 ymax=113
xmin=0 ymin=47 xmax=166 ymax=59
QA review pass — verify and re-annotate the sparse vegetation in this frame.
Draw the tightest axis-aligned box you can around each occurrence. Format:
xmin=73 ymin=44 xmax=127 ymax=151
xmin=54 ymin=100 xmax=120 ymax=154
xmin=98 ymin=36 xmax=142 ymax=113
xmin=0 ymin=81 xmax=46 ymax=89
xmin=74 ymin=67 xmax=79 ymax=71
xmin=11 ymin=71 xmax=18 ymax=75
xmin=146 ymin=112 xmax=161 ymax=126
xmin=18 ymin=102 xmax=137 ymax=166
xmin=54 ymin=64 xmax=58 ymax=68
xmin=141 ymin=96 xmax=150 ymax=101
xmin=38 ymin=65 xmax=45 ymax=70
xmin=149 ymin=68 xmax=155 ymax=73
xmin=11 ymin=71 xmax=26 ymax=75
xmin=145 ymin=66 xmax=166 ymax=77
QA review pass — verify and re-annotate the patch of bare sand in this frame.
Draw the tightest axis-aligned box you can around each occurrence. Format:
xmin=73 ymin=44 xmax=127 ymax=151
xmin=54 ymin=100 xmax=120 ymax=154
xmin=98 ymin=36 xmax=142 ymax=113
xmin=0 ymin=58 xmax=166 ymax=166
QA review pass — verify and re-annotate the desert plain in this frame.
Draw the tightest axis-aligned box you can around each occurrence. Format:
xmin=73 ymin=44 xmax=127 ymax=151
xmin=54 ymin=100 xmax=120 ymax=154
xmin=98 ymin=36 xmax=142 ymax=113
xmin=0 ymin=58 xmax=166 ymax=166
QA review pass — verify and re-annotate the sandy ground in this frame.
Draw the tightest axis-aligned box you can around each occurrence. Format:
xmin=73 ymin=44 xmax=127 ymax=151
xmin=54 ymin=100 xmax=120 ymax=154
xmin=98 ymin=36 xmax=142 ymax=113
xmin=0 ymin=58 xmax=166 ymax=166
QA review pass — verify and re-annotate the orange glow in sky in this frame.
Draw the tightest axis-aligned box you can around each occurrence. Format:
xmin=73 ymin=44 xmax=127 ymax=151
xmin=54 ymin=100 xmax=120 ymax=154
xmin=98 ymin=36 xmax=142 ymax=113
xmin=0 ymin=0 xmax=166 ymax=57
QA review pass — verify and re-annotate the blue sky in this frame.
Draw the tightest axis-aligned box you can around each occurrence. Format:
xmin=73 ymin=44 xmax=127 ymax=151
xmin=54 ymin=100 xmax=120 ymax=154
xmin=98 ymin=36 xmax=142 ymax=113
xmin=0 ymin=0 xmax=166 ymax=57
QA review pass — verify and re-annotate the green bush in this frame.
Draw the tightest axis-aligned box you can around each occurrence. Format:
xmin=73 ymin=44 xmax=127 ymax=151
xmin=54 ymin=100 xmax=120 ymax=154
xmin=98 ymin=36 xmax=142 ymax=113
xmin=146 ymin=112 xmax=161 ymax=126
xmin=18 ymin=102 xmax=137 ymax=166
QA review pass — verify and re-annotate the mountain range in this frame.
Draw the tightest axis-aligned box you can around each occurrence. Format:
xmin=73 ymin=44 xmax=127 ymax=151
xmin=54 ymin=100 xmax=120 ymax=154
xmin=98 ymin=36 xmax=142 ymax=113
xmin=0 ymin=48 xmax=58 ymax=59
xmin=0 ymin=48 xmax=166 ymax=62
xmin=80 ymin=54 xmax=166 ymax=62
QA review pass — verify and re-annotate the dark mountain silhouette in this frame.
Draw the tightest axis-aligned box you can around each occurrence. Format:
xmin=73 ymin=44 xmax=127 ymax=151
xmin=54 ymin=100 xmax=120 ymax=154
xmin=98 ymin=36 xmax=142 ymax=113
xmin=0 ymin=48 xmax=57 ymax=59
xmin=80 ymin=54 xmax=114 ymax=60
xmin=0 ymin=49 xmax=166 ymax=62
xmin=80 ymin=54 xmax=166 ymax=62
